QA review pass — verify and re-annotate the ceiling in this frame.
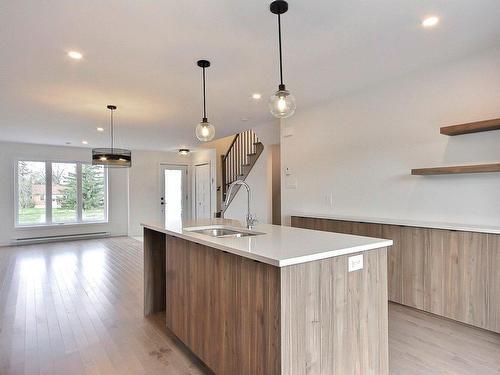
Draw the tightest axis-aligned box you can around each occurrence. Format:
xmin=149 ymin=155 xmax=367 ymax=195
xmin=1 ymin=0 xmax=499 ymax=151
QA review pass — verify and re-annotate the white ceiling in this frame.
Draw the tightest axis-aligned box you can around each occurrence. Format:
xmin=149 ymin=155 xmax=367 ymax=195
xmin=1 ymin=0 xmax=499 ymax=151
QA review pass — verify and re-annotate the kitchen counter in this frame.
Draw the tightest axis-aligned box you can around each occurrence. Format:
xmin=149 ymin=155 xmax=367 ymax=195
xmin=142 ymin=218 xmax=391 ymax=374
xmin=291 ymin=212 xmax=500 ymax=234
xmin=291 ymin=214 xmax=500 ymax=334
xmin=141 ymin=218 xmax=392 ymax=267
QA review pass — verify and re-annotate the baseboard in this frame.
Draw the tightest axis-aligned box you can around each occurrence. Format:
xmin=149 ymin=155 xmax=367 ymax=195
xmin=10 ymin=232 xmax=111 ymax=246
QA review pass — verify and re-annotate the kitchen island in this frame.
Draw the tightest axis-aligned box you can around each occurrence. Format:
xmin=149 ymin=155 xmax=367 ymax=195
xmin=142 ymin=219 xmax=393 ymax=375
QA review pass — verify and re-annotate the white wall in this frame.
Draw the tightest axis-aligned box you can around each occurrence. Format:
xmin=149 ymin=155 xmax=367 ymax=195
xmin=128 ymin=149 xmax=192 ymax=237
xmin=253 ymin=121 xmax=280 ymax=146
xmin=0 ymin=141 xmax=128 ymax=246
xmin=281 ymin=47 xmax=500 ymax=227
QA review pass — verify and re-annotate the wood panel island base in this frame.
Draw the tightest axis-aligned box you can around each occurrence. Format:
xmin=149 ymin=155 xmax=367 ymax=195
xmin=142 ymin=220 xmax=393 ymax=375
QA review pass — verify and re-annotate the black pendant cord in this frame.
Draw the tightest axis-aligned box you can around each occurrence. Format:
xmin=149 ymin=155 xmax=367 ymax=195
xmin=277 ymin=13 xmax=284 ymax=88
xmin=202 ymin=67 xmax=207 ymax=122
xmin=110 ymin=109 xmax=114 ymax=150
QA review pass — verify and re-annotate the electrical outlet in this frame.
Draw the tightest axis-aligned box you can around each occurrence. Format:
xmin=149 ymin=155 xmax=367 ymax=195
xmin=348 ymin=254 xmax=363 ymax=272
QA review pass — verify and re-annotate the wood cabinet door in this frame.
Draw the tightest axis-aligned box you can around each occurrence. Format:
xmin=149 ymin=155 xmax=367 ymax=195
xmin=401 ymin=227 xmax=429 ymax=310
xmin=382 ymin=225 xmax=403 ymax=304
xmin=165 ymin=236 xmax=281 ymax=375
xmin=488 ymin=234 xmax=500 ymax=332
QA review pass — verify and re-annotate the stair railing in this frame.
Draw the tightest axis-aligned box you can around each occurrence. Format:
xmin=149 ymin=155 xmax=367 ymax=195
xmin=221 ymin=130 xmax=259 ymax=202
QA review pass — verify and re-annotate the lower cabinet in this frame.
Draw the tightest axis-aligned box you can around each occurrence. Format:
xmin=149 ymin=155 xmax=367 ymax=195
xmin=163 ymin=234 xmax=389 ymax=375
xmin=291 ymin=216 xmax=500 ymax=333
xmin=165 ymin=236 xmax=281 ymax=375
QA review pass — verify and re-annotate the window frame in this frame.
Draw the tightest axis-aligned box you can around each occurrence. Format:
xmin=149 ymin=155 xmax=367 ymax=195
xmin=14 ymin=159 xmax=109 ymax=228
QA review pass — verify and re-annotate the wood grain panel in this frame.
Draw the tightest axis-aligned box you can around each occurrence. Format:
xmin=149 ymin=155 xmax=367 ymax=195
xmin=441 ymin=230 xmax=460 ymax=320
xmin=440 ymin=117 xmax=500 ymax=135
xmin=458 ymin=232 xmax=489 ymax=327
xmin=401 ymin=227 xmax=429 ymax=309
xmin=352 ymin=222 xmax=383 ymax=238
xmin=291 ymin=217 xmax=401 ymax=304
xmin=166 ymin=236 xmax=280 ymax=375
xmin=411 ymin=163 xmax=500 ymax=175
xmin=143 ymin=227 xmax=166 ymax=316
xmin=441 ymin=231 xmax=489 ymax=327
xmin=281 ymin=249 xmax=389 ymax=375
xmin=383 ymin=225 xmax=403 ymax=303
xmin=487 ymin=234 xmax=500 ymax=332
xmin=424 ymin=229 xmax=445 ymax=315
xmin=292 ymin=216 xmax=500 ymax=333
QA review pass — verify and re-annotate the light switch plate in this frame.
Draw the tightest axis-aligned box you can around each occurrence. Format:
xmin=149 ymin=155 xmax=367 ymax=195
xmin=285 ymin=176 xmax=297 ymax=189
xmin=348 ymin=254 xmax=363 ymax=272
xmin=283 ymin=126 xmax=294 ymax=137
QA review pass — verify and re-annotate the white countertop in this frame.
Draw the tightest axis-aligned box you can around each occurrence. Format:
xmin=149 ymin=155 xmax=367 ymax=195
xmin=141 ymin=219 xmax=392 ymax=267
xmin=291 ymin=212 xmax=500 ymax=235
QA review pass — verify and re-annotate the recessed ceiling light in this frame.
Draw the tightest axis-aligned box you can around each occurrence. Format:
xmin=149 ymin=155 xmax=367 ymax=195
xmin=68 ymin=50 xmax=83 ymax=60
xmin=65 ymin=142 xmax=72 ymax=145
xmin=422 ymin=16 xmax=439 ymax=28
xmin=240 ymin=117 xmax=250 ymax=122
xmin=82 ymin=140 xmax=88 ymax=145
xmin=178 ymin=149 xmax=190 ymax=155
xmin=96 ymin=127 xmax=104 ymax=132
xmin=252 ymin=93 xmax=262 ymax=100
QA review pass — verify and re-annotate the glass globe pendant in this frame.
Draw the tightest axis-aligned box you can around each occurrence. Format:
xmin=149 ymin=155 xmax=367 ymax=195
xmin=269 ymin=85 xmax=296 ymax=118
xmin=269 ymin=1 xmax=296 ymax=119
xmin=195 ymin=118 xmax=215 ymax=142
xmin=195 ymin=60 xmax=215 ymax=142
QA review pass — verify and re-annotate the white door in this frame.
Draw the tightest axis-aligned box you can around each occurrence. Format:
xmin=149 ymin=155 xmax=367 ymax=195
xmin=160 ymin=165 xmax=188 ymax=222
xmin=195 ymin=163 xmax=211 ymax=219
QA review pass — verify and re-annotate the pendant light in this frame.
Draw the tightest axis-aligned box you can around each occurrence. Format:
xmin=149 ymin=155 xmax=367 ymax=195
xmin=269 ymin=0 xmax=296 ymax=119
xmin=92 ymin=105 xmax=132 ymax=167
xmin=195 ymin=60 xmax=215 ymax=142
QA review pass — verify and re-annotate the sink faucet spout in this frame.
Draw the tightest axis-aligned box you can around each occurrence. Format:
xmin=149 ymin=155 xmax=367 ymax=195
xmin=222 ymin=180 xmax=257 ymax=229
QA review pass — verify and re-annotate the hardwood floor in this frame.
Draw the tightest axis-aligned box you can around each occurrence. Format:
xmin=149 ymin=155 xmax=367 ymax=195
xmin=0 ymin=237 xmax=209 ymax=375
xmin=389 ymin=303 xmax=499 ymax=375
xmin=0 ymin=237 xmax=498 ymax=374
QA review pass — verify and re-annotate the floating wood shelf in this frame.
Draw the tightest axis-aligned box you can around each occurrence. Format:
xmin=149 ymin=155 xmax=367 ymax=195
xmin=412 ymin=163 xmax=500 ymax=176
xmin=440 ymin=118 xmax=500 ymax=136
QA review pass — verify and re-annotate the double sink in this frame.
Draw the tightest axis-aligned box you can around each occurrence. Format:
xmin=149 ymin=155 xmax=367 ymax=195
xmin=184 ymin=225 xmax=264 ymax=238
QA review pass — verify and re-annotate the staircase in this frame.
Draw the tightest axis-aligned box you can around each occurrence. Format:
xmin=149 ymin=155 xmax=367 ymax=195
xmin=221 ymin=129 xmax=264 ymax=212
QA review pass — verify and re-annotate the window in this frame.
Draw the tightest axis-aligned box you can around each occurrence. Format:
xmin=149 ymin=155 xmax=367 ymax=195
xmin=17 ymin=161 xmax=46 ymax=225
xmin=16 ymin=161 xmax=108 ymax=226
xmin=52 ymin=163 xmax=77 ymax=223
xmin=82 ymin=164 xmax=106 ymax=222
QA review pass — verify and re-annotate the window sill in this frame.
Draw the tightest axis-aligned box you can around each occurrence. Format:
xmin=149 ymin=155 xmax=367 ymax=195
xmin=14 ymin=221 xmax=109 ymax=230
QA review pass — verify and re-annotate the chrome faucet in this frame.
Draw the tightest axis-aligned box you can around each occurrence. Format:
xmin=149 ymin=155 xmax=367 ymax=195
xmin=222 ymin=180 xmax=258 ymax=229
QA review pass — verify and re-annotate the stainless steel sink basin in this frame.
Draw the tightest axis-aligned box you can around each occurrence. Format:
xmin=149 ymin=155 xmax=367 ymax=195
xmin=184 ymin=226 xmax=264 ymax=238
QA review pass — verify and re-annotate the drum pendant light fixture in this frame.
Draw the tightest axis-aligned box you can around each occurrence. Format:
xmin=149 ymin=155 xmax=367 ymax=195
xmin=92 ymin=105 xmax=132 ymax=168
xmin=269 ymin=0 xmax=296 ymax=119
xmin=195 ymin=59 xmax=215 ymax=142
